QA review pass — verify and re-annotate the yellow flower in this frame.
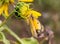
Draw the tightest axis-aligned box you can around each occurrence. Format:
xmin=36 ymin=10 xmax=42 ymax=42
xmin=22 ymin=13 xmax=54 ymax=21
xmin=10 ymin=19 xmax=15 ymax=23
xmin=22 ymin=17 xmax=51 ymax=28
xmin=33 ymin=18 xmax=41 ymax=30
xmin=15 ymin=2 xmax=41 ymax=19
xmin=25 ymin=9 xmax=41 ymax=18
xmin=18 ymin=0 xmax=34 ymax=2
xmin=0 ymin=4 xmax=9 ymax=16
xmin=4 ymin=4 xmax=9 ymax=16
xmin=20 ymin=9 xmax=41 ymax=18
xmin=29 ymin=17 xmax=37 ymax=37
xmin=31 ymin=10 xmax=41 ymax=18
xmin=0 ymin=5 xmax=4 ymax=15
xmin=0 ymin=0 xmax=14 ymax=17
xmin=20 ymin=4 xmax=29 ymax=15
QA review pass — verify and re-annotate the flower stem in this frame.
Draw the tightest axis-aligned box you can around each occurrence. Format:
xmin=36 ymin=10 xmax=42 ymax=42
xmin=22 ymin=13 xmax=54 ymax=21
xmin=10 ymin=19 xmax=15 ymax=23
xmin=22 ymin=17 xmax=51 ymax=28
xmin=4 ymin=25 xmax=23 ymax=44
xmin=0 ymin=11 xmax=14 ymax=27
xmin=0 ymin=10 xmax=24 ymax=44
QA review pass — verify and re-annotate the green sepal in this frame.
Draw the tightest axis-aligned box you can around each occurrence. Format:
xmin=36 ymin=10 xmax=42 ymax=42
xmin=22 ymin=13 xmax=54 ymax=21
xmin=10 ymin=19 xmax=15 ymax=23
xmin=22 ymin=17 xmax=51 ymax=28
xmin=0 ymin=0 xmax=4 ymax=6
xmin=0 ymin=32 xmax=10 ymax=44
xmin=14 ymin=2 xmax=30 ymax=19
xmin=21 ymin=37 xmax=39 ymax=44
xmin=5 ymin=0 xmax=9 ymax=3
xmin=2 ymin=13 xmax=8 ymax=19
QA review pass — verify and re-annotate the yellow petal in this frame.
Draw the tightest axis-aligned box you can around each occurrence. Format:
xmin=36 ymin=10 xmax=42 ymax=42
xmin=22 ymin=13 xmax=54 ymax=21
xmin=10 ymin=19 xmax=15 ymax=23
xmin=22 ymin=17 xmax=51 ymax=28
xmin=25 ymin=10 xmax=31 ymax=17
xmin=31 ymin=10 xmax=41 ymax=18
xmin=33 ymin=18 xmax=41 ymax=30
xmin=18 ymin=0 xmax=33 ymax=2
xmin=20 ymin=5 xmax=28 ymax=15
xmin=0 ymin=6 xmax=4 ymax=15
xmin=29 ymin=17 xmax=37 ymax=37
xmin=4 ymin=4 xmax=9 ymax=17
xmin=9 ymin=0 xmax=14 ymax=4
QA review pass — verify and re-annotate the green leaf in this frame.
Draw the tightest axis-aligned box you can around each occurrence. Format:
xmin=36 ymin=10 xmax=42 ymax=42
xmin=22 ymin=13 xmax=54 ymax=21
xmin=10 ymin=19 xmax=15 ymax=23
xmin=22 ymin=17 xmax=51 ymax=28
xmin=0 ymin=0 xmax=4 ymax=6
xmin=2 ymin=13 xmax=8 ymax=19
xmin=0 ymin=32 xmax=10 ymax=44
xmin=5 ymin=0 xmax=9 ymax=3
xmin=0 ymin=26 xmax=4 ymax=32
xmin=0 ymin=20 xmax=5 ymax=32
xmin=21 ymin=37 xmax=39 ymax=44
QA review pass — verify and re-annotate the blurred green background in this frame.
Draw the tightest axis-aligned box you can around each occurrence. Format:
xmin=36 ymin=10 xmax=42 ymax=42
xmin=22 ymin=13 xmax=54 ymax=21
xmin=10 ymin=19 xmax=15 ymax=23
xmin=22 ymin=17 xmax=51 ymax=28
xmin=0 ymin=0 xmax=60 ymax=44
